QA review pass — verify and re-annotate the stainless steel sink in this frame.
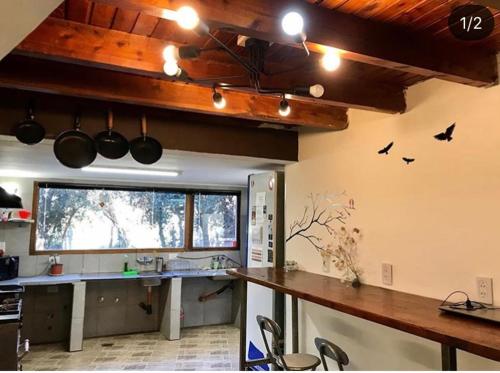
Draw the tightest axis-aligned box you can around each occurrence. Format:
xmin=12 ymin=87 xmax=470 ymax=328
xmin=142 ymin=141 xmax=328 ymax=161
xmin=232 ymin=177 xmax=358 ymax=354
xmin=139 ymin=273 xmax=162 ymax=287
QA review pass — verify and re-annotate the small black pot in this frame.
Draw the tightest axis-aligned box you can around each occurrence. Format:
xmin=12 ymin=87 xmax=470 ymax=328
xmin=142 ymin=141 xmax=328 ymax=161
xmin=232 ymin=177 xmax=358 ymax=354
xmin=14 ymin=101 xmax=45 ymax=145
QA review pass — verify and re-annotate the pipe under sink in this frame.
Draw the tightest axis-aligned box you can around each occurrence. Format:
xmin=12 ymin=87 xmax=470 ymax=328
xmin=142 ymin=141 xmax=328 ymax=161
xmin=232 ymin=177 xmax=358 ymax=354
xmin=140 ymin=274 xmax=162 ymax=287
xmin=139 ymin=274 xmax=161 ymax=315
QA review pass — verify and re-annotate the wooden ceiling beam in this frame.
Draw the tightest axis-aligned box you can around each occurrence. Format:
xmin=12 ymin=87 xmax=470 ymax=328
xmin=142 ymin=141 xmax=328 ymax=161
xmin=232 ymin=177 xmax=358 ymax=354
xmin=0 ymin=55 xmax=348 ymax=130
xmin=16 ymin=17 xmax=406 ymax=113
xmin=93 ymin=0 xmax=498 ymax=87
xmin=473 ymin=1 xmax=500 ymax=10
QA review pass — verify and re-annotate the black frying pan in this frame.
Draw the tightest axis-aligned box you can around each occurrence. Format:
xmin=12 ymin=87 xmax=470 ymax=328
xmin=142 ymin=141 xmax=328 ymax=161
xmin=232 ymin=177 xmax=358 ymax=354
xmin=95 ymin=109 xmax=129 ymax=159
xmin=130 ymin=114 xmax=163 ymax=165
xmin=54 ymin=113 xmax=97 ymax=169
xmin=15 ymin=100 xmax=45 ymax=145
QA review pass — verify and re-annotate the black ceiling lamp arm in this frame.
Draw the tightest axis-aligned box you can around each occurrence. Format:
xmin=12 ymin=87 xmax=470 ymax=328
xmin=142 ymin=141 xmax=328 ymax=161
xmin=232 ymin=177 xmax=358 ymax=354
xmin=206 ymin=32 xmax=261 ymax=76
xmin=178 ymin=21 xmax=318 ymax=99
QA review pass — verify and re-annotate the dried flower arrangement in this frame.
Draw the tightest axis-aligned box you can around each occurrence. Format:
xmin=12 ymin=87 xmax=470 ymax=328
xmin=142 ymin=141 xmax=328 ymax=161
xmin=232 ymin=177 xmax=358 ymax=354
xmin=287 ymin=192 xmax=363 ymax=287
xmin=321 ymin=227 xmax=363 ymax=287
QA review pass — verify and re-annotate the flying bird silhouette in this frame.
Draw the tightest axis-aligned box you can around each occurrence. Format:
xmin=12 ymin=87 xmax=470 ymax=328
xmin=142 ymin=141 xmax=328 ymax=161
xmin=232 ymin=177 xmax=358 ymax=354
xmin=402 ymin=157 xmax=415 ymax=165
xmin=378 ymin=142 xmax=394 ymax=155
xmin=434 ymin=123 xmax=455 ymax=142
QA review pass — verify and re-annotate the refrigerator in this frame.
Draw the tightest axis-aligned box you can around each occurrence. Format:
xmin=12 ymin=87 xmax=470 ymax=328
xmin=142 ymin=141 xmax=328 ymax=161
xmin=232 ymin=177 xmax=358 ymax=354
xmin=245 ymin=171 xmax=285 ymax=369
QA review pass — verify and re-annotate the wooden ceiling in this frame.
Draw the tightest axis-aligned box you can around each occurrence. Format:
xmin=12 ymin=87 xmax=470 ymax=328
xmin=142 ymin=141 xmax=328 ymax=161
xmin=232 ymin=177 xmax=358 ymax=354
xmin=312 ymin=0 xmax=500 ymax=50
xmin=1 ymin=0 xmax=498 ymax=130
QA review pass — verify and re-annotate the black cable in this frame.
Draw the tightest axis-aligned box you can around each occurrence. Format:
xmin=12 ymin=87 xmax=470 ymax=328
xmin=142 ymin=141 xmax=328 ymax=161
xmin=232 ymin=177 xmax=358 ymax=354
xmin=440 ymin=290 xmax=488 ymax=311
xmin=207 ymin=32 xmax=259 ymax=75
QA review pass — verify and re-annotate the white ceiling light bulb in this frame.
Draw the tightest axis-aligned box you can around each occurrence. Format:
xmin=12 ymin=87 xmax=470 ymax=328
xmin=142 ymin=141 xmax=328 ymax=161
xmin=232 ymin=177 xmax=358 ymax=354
xmin=322 ymin=48 xmax=341 ymax=72
xmin=281 ymin=11 xmax=304 ymax=36
xmin=309 ymin=84 xmax=325 ymax=98
xmin=162 ymin=45 xmax=179 ymax=62
xmin=176 ymin=6 xmax=200 ymax=30
xmin=278 ymin=97 xmax=291 ymax=117
xmin=212 ymin=92 xmax=226 ymax=109
xmin=163 ymin=60 xmax=180 ymax=76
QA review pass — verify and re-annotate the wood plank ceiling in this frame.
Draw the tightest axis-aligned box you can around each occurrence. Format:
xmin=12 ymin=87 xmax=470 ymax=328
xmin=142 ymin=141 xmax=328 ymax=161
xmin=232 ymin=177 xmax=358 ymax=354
xmin=1 ymin=0 xmax=499 ymax=130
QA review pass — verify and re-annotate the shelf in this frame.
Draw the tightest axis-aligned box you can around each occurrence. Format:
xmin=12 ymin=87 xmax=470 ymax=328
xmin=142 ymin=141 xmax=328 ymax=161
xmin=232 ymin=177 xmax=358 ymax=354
xmin=1 ymin=209 xmax=33 ymax=224
xmin=3 ymin=219 xmax=34 ymax=224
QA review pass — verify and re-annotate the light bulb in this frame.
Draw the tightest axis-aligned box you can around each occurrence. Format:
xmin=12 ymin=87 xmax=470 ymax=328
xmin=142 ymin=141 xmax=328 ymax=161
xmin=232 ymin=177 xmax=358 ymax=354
xmin=281 ymin=11 xmax=304 ymax=36
xmin=176 ymin=6 xmax=200 ymax=30
xmin=322 ymin=48 xmax=341 ymax=72
xmin=162 ymin=45 xmax=179 ymax=62
xmin=163 ymin=60 xmax=180 ymax=76
xmin=279 ymin=99 xmax=291 ymax=117
xmin=212 ymin=92 xmax=226 ymax=109
xmin=309 ymin=84 xmax=325 ymax=98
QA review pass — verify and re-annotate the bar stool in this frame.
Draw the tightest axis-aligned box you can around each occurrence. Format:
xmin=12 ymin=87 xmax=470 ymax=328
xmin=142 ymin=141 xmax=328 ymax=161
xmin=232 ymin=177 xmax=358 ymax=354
xmin=257 ymin=315 xmax=321 ymax=371
xmin=314 ymin=337 xmax=349 ymax=371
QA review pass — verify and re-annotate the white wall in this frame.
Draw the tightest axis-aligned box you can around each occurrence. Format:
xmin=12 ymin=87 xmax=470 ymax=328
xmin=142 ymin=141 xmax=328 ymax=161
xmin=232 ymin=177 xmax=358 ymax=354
xmin=0 ymin=177 xmax=246 ymax=276
xmin=0 ymin=0 xmax=62 ymax=60
xmin=285 ymin=79 xmax=500 ymax=370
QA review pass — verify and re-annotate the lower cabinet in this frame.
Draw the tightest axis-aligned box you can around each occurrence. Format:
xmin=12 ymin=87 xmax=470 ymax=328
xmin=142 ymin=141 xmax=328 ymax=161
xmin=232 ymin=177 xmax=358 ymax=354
xmin=84 ymin=280 xmax=160 ymax=338
xmin=21 ymin=285 xmax=72 ymax=344
xmin=21 ymin=277 xmax=236 ymax=344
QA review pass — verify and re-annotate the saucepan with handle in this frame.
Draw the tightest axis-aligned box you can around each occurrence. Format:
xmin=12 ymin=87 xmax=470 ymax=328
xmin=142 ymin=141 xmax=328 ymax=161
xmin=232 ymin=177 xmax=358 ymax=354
xmin=53 ymin=112 xmax=97 ymax=169
xmin=130 ymin=114 xmax=163 ymax=165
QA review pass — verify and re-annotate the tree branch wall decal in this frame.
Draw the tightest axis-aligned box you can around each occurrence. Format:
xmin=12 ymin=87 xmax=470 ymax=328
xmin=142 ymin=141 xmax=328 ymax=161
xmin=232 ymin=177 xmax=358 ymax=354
xmin=286 ymin=192 xmax=363 ymax=286
xmin=286 ymin=192 xmax=354 ymax=252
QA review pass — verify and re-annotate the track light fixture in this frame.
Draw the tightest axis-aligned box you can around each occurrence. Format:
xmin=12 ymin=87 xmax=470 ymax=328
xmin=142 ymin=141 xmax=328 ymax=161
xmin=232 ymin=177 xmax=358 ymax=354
xmin=281 ymin=11 xmax=309 ymax=56
xmin=281 ymin=11 xmax=304 ymax=36
xmin=175 ymin=6 xmax=209 ymax=35
xmin=294 ymin=84 xmax=325 ymax=98
xmin=160 ymin=7 xmax=337 ymax=118
xmin=162 ymin=44 xmax=179 ymax=62
xmin=278 ymin=94 xmax=291 ymax=117
xmin=212 ymin=89 xmax=226 ymax=109
xmin=163 ymin=44 xmax=201 ymax=62
xmin=163 ymin=60 xmax=181 ymax=76
xmin=176 ymin=6 xmax=199 ymax=30
xmin=322 ymin=48 xmax=341 ymax=71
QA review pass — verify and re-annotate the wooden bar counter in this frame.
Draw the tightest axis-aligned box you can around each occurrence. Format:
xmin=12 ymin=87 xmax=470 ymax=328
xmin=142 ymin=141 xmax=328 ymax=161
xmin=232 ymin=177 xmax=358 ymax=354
xmin=228 ymin=267 xmax=500 ymax=370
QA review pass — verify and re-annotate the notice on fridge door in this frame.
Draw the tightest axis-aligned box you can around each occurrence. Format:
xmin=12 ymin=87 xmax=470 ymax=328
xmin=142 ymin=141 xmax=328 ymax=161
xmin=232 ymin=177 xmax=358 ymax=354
xmin=256 ymin=192 xmax=266 ymax=207
xmin=252 ymin=225 xmax=263 ymax=245
xmin=251 ymin=248 xmax=263 ymax=262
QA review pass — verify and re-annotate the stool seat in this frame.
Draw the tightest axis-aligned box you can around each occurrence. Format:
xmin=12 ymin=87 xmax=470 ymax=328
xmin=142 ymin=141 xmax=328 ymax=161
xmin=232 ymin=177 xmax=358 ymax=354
xmin=278 ymin=353 xmax=321 ymax=371
xmin=256 ymin=315 xmax=320 ymax=371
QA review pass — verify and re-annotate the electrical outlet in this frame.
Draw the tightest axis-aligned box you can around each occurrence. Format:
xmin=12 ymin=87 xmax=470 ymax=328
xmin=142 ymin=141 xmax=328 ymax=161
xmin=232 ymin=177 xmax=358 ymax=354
xmin=477 ymin=277 xmax=493 ymax=304
xmin=382 ymin=263 xmax=393 ymax=286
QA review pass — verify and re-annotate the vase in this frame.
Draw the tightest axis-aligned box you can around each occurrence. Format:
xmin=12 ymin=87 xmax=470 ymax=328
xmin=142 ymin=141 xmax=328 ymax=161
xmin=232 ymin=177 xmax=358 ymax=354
xmin=351 ymin=275 xmax=361 ymax=288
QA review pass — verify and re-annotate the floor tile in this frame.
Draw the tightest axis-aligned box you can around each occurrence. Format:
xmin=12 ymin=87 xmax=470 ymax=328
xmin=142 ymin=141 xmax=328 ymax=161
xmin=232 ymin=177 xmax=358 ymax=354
xmin=24 ymin=324 xmax=239 ymax=371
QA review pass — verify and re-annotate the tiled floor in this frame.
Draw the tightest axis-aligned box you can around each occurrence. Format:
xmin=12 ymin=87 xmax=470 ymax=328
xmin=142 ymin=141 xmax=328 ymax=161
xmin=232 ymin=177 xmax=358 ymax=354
xmin=23 ymin=324 xmax=240 ymax=371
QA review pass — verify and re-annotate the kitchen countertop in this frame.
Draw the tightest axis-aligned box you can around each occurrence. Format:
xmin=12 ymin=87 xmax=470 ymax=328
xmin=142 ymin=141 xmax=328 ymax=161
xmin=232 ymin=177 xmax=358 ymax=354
xmin=0 ymin=269 xmax=235 ymax=286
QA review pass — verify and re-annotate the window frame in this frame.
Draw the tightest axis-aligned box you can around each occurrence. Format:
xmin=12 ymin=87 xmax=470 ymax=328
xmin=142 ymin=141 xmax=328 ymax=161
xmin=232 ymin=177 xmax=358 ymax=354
xmin=29 ymin=181 xmax=241 ymax=255
xmin=190 ymin=191 xmax=241 ymax=251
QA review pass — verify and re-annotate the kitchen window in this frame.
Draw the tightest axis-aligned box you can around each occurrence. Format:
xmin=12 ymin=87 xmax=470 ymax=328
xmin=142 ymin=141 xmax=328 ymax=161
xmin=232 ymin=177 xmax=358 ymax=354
xmin=31 ymin=183 xmax=240 ymax=254
xmin=193 ymin=193 xmax=239 ymax=249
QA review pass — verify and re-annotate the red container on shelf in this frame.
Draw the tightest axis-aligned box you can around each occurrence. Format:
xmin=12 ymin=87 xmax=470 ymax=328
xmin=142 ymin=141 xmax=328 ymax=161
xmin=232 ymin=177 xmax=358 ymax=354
xmin=18 ymin=210 xmax=31 ymax=219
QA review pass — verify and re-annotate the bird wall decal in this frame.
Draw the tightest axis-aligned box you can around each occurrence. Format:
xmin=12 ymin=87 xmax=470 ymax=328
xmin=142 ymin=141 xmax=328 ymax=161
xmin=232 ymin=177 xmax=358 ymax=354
xmin=402 ymin=157 xmax=415 ymax=165
xmin=378 ymin=142 xmax=394 ymax=155
xmin=434 ymin=123 xmax=456 ymax=142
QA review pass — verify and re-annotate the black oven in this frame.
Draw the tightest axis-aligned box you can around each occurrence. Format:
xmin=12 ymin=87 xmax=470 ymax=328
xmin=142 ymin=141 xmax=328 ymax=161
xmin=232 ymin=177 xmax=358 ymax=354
xmin=0 ymin=285 xmax=28 ymax=371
